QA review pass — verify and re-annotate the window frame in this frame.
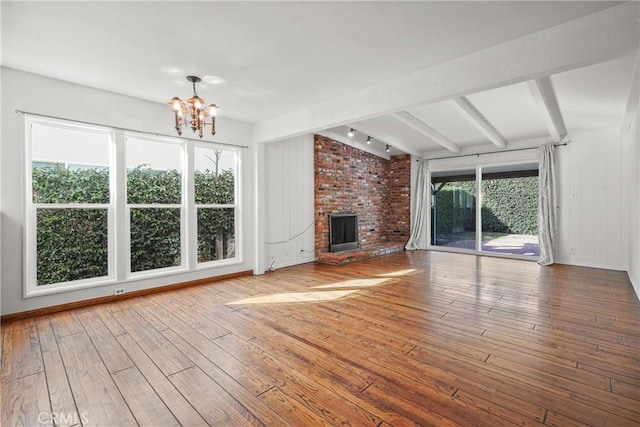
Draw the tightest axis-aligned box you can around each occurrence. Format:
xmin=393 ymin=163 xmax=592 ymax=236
xmin=124 ymin=133 xmax=187 ymax=278
xmin=193 ymin=141 xmax=242 ymax=268
xmin=22 ymin=115 xmax=243 ymax=298
xmin=24 ymin=116 xmax=117 ymax=297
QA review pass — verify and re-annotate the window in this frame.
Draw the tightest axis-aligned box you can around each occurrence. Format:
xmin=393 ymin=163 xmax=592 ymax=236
xmin=26 ymin=117 xmax=114 ymax=293
xmin=194 ymin=146 xmax=238 ymax=263
xmin=126 ymin=136 xmax=184 ymax=274
xmin=24 ymin=115 xmax=242 ymax=297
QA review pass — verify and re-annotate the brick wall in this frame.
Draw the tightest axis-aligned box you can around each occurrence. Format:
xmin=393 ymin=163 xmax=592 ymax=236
xmin=314 ymin=135 xmax=411 ymax=254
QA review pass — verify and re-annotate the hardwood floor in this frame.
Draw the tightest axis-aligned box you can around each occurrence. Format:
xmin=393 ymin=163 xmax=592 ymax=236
xmin=2 ymin=251 xmax=639 ymax=426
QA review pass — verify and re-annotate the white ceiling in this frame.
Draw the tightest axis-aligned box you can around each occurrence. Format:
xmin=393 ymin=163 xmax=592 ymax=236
xmin=2 ymin=1 xmax=638 ymax=157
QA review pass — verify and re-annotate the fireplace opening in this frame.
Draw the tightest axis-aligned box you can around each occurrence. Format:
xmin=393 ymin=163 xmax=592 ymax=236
xmin=329 ymin=214 xmax=359 ymax=252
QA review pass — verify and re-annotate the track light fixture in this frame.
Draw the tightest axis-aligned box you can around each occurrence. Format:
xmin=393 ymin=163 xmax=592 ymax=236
xmin=348 ymin=128 xmax=355 ymax=138
xmin=386 ymin=144 xmax=390 ymax=153
xmin=366 ymin=136 xmax=372 ymax=144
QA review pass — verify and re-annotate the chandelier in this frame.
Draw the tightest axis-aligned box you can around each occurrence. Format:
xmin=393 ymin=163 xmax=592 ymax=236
xmin=168 ymin=76 xmax=220 ymax=138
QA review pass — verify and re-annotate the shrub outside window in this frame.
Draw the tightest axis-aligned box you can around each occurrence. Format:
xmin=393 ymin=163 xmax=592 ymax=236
xmin=126 ymin=136 xmax=184 ymax=274
xmin=24 ymin=115 xmax=242 ymax=297
xmin=26 ymin=117 xmax=114 ymax=294
xmin=194 ymin=147 xmax=238 ymax=264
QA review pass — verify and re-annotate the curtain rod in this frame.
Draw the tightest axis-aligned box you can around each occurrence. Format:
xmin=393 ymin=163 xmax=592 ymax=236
xmin=15 ymin=109 xmax=250 ymax=149
xmin=420 ymin=141 xmax=569 ymax=162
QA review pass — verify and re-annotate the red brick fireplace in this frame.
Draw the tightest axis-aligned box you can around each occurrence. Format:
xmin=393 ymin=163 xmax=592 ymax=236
xmin=314 ymin=134 xmax=410 ymax=264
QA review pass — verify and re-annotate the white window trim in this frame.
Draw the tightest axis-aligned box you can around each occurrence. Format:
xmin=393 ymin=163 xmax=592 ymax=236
xmin=23 ymin=116 xmax=243 ymax=298
xmin=193 ymin=142 xmax=243 ymax=267
xmin=24 ymin=115 xmax=116 ymax=297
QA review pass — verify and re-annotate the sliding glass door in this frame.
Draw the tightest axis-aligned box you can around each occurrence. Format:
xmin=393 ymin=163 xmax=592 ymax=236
xmin=430 ymin=163 xmax=539 ymax=258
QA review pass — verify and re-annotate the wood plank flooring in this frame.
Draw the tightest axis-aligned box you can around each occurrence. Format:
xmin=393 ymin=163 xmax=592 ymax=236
xmin=2 ymin=251 xmax=639 ymax=426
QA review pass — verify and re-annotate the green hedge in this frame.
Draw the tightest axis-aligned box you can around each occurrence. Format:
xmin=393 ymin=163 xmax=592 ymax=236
xmin=32 ymin=165 xmax=235 ymax=286
xmin=433 ymin=176 xmax=538 ymax=236
xmin=37 ymin=208 xmax=108 ymax=285
xmin=481 ymin=177 xmax=538 ymax=235
xmin=434 ymin=182 xmax=476 ymax=236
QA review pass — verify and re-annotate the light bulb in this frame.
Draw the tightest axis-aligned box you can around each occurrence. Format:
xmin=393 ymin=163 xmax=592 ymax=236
xmin=348 ymin=128 xmax=355 ymax=138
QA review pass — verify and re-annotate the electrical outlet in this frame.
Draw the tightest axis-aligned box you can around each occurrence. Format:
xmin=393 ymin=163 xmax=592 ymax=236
xmin=569 ymin=247 xmax=576 ymax=255
xmin=114 ymin=288 xmax=126 ymax=296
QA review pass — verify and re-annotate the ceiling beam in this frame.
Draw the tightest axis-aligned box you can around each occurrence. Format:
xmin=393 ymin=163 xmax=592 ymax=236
xmin=450 ymin=97 xmax=507 ymax=148
xmin=391 ymin=111 xmax=461 ymax=153
xmin=345 ymin=122 xmax=422 ymax=157
xmin=254 ymin=2 xmax=638 ymax=143
xmin=527 ymin=76 xmax=568 ymax=142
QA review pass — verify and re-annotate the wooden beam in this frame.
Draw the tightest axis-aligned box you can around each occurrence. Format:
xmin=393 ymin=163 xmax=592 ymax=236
xmin=392 ymin=111 xmax=461 ymax=153
xmin=450 ymin=97 xmax=508 ymax=148
xmin=253 ymin=3 xmax=639 ymax=143
xmin=527 ymin=76 xmax=568 ymax=142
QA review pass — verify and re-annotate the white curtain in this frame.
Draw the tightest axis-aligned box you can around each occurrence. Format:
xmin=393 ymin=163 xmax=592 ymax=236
xmin=406 ymin=159 xmax=429 ymax=250
xmin=538 ymin=144 xmax=558 ymax=265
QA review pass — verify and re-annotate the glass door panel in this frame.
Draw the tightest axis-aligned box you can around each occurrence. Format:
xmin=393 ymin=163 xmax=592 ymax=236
xmin=431 ymin=170 xmax=476 ymax=250
xmin=480 ymin=165 xmax=539 ymax=257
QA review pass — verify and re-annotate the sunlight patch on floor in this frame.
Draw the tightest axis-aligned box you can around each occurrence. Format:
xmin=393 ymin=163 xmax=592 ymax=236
xmin=376 ymin=269 xmax=418 ymax=277
xmin=226 ymin=289 xmax=359 ymax=305
xmin=312 ymin=278 xmax=391 ymax=289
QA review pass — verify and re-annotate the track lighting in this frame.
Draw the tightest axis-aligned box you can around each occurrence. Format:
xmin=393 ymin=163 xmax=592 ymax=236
xmin=348 ymin=128 xmax=355 ymax=138
xmin=386 ymin=144 xmax=390 ymax=153
xmin=366 ymin=136 xmax=372 ymax=144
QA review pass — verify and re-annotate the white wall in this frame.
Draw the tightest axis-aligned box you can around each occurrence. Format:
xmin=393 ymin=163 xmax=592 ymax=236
xmin=556 ymin=128 xmax=626 ymax=270
xmin=265 ymin=135 xmax=315 ymax=269
xmin=1 ymin=68 xmax=255 ymax=316
xmin=621 ymin=104 xmax=640 ymax=299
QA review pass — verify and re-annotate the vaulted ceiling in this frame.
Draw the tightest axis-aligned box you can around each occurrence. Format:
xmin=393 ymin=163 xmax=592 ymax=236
xmin=2 ymin=1 xmax=638 ymax=158
xmin=323 ymin=54 xmax=637 ymax=157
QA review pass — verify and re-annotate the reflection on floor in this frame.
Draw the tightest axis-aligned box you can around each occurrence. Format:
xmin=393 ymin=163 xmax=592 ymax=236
xmin=436 ymin=232 xmax=540 ymax=256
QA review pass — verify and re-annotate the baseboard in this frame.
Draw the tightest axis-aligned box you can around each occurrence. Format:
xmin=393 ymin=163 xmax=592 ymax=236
xmin=1 ymin=269 xmax=253 ymax=323
xmin=555 ymin=259 xmax=626 ymax=272
xmin=271 ymin=257 xmax=316 ymax=270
